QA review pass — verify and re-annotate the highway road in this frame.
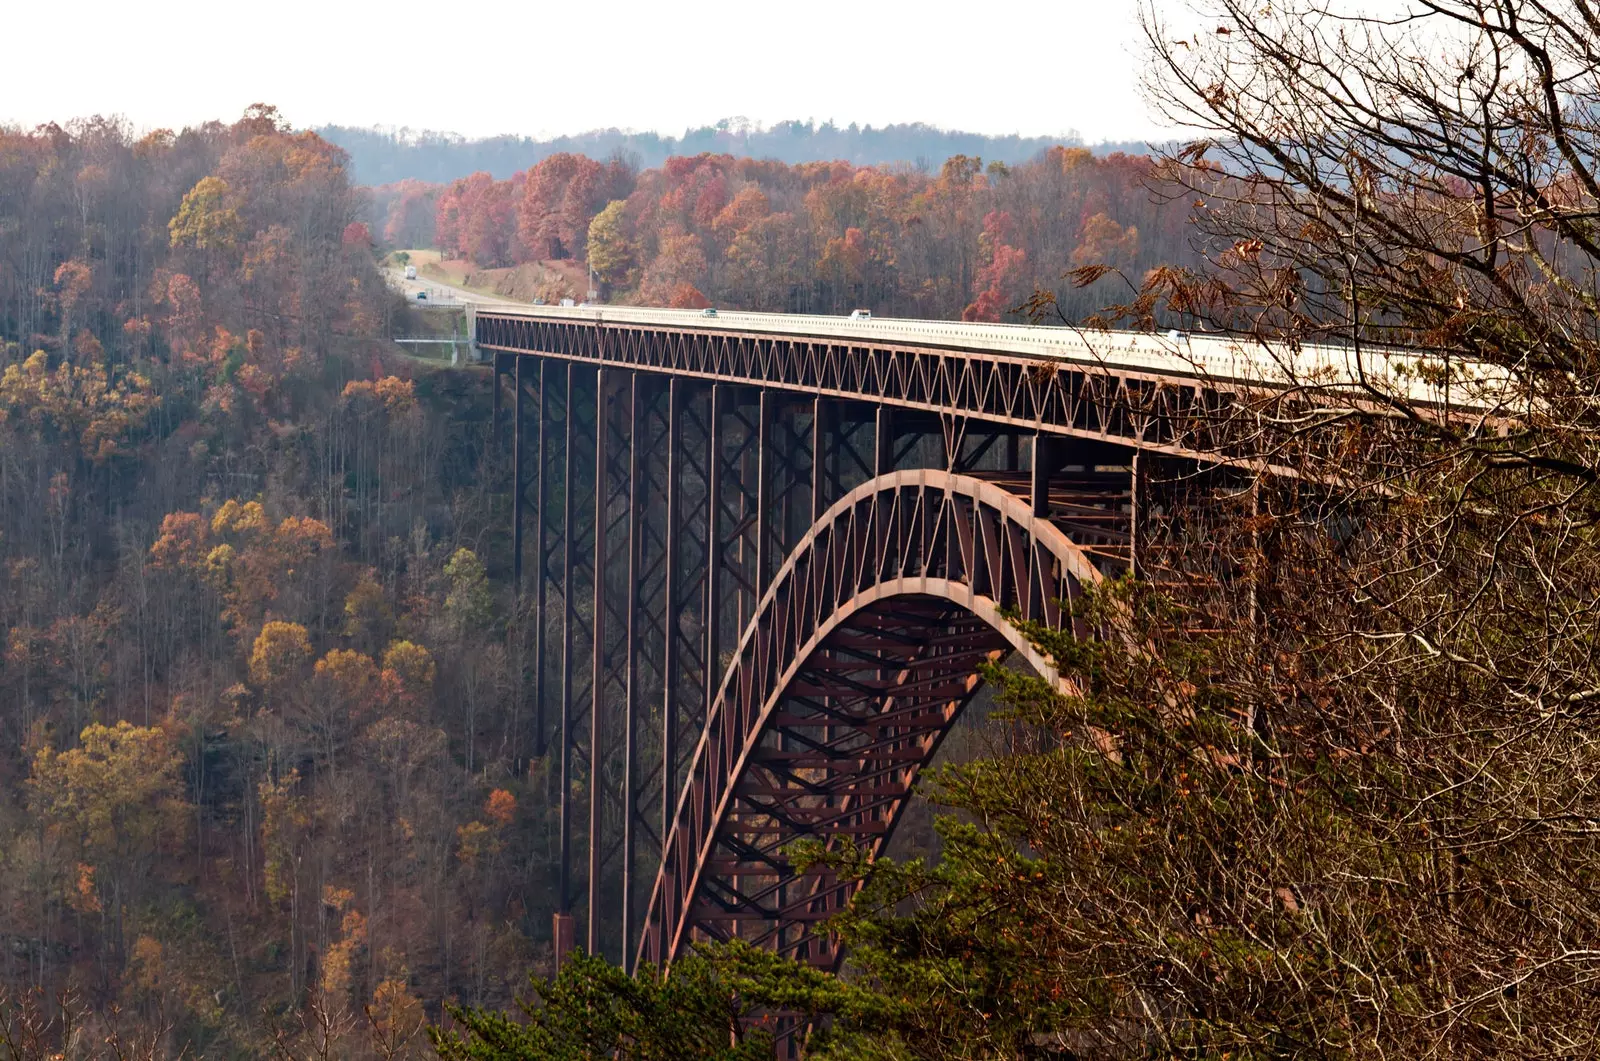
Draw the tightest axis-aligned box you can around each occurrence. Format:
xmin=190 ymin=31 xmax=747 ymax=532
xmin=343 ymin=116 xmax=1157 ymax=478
xmin=389 ymin=268 xmax=524 ymax=309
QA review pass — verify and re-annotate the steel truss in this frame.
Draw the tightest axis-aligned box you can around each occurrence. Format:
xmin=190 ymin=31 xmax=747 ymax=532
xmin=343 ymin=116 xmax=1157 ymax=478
xmin=478 ymin=314 xmax=1241 ymax=459
xmin=638 ymin=469 xmax=1106 ymax=970
xmin=498 ymin=345 xmax=1148 ymax=979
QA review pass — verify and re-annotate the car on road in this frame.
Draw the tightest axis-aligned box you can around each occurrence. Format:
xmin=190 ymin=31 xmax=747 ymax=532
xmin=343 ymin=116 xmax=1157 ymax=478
xmin=849 ymin=308 xmax=872 ymax=320
xmin=701 ymin=307 xmax=718 ymax=317
xmin=416 ymin=291 xmax=428 ymax=300
xmin=404 ymin=265 xmax=417 ymax=280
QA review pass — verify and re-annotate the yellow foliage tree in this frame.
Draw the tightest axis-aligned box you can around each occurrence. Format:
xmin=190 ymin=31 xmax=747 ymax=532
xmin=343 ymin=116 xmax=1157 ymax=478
xmin=443 ymin=548 xmax=492 ymax=632
xmin=0 ymin=349 xmax=159 ymax=462
xmin=380 ymin=641 xmax=435 ymax=712
xmin=29 ymin=721 xmax=185 ymax=911
xmin=367 ymin=975 xmax=426 ymax=1060
xmin=342 ymin=574 xmax=391 ymax=648
xmin=587 ymin=199 xmax=635 ymax=286
xmin=258 ymin=769 xmax=308 ymax=905
xmin=315 ymin=649 xmax=377 ymax=704
xmin=320 ymin=886 xmax=368 ymax=1002
xmin=250 ymin=620 xmax=312 ymax=687
xmin=169 ymin=176 xmax=242 ymax=250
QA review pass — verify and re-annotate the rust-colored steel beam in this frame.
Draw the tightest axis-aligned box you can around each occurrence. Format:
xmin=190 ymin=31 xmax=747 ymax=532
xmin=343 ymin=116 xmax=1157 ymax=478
xmin=534 ymin=359 xmax=549 ymax=757
xmin=557 ymin=362 xmax=576 ymax=968
xmin=512 ymin=355 xmax=525 ymax=587
xmin=589 ymin=367 xmax=609 ymax=957
xmin=622 ymin=373 xmax=642 ymax=970
xmin=637 ymin=468 xmax=1107 ymax=971
xmin=662 ymin=378 xmax=681 ymax=864
xmin=497 ymin=329 xmax=1156 ymax=991
xmin=475 ymin=313 xmax=1240 ymax=460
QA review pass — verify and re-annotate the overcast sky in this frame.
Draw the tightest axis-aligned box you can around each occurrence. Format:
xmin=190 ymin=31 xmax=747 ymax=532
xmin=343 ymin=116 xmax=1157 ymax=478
xmin=5 ymin=0 xmax=1165 ymax=143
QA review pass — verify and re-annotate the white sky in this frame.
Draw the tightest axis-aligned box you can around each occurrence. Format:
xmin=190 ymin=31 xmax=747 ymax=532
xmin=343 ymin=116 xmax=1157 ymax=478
xmin=3 ymin=0 xmax=1166 ymax=143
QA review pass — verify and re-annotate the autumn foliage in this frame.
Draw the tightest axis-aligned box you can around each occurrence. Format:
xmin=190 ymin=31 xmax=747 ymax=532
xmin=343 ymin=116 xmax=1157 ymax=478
xmin=0 ymin=108 xmax=553 ymax=1058
xmin=402 ymin=147 xmax=1186 ymax=321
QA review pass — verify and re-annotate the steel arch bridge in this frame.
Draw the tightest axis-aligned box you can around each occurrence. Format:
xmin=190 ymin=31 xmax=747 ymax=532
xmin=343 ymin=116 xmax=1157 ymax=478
xmin=476 ymin=304 xmax=1450 ymax=976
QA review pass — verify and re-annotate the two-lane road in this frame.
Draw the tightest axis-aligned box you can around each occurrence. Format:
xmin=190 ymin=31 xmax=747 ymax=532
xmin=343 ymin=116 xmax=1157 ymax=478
xmin=389 ymin=268 xmax=525 ymax=308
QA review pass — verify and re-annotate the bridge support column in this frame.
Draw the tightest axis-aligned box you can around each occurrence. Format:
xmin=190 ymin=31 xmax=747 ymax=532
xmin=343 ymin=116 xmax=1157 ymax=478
xmin=811 ymin=398 xmax=824 ymax=522
xmin=589 ymin=367 xmax=610 ymax=958
xmin=553 ymin=912 xmax=575 ymax=974
xmin=705 ymin=383 xmax=723 ymax=730
xmin=661 ymin=378 xmax=681 ymax=886
xmin=512 ymin=356 xmax=524 ymax=587
xmin=534 ymin=360 xmax=548 ymax=757
xmin=1130 ymin=449 xmax=1144 ymax=579
xmin=874 ymin=404 xmax=893 ymax=477
xmin=1031 ymin=432 xmax=1054 ymax=518
xmin=492 ymin=352 xmax=504 ymax=461
xmin=622 ymin=372 xmax=643 ymax=972
xmin=755 ymin=390 xmax=772 ymax=597
xmin=558 ymin=362 xmax=577 ymax=968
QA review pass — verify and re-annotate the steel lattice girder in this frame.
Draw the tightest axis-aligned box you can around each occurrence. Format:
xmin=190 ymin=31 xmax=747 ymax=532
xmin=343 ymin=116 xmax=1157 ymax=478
xmin=638 ymin=469 xmax=1107 ymax=971
xmin=476 ymin=315 xmax=1239 ymax=459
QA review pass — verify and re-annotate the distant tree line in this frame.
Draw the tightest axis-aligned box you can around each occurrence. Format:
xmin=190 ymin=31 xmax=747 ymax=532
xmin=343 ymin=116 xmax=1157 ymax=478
xmin=320 ymin=118 xmax=1154 ymax=186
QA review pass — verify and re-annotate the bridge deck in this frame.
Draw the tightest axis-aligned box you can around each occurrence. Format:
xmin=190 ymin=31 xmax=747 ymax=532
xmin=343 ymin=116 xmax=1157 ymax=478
xmin=476 ymin=302 xmax=1497 ymax=407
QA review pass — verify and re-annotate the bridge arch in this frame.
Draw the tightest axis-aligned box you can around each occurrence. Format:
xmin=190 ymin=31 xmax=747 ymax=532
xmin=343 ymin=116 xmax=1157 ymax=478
xmin=638 ymin=469 xmax=1105 ymax=970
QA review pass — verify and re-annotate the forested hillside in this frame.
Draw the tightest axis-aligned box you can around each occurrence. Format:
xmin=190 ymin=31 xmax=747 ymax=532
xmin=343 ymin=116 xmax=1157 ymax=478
xmin=0 ymin=104 xmax=1191 ymax=1058
xmin=0 ymin=107 xmax=549 ymax=1057
xmin=321 ymin=120 xmax=1126 ymax=186
xmin=377 ymin=147 xmax=1192 ymax=321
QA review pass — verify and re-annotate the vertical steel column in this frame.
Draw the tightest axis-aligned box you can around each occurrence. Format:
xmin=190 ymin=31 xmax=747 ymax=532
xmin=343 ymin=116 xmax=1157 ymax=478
xmin=622 ymin=373 xmax=642 ymax=972
xmin=873 ymin=404 xmax=892 ymax=576
xmin=874 ymin=403 xmax=893 ymax=477
xmin=755 ymin=389 xmax=772 ymax=595
xmin=512 ymin=356 xmax=525 ymax=588
xmin=704 ymin=383 xmax=723 ymax=726
xmin=1031 ymin=432 xmax=1052 ymax=518
xmin=589 ymin=368 xmax=608 ymax=958
xmin=492 ymin=353 xmax=503 ymax=459
xmin=811 ymin=396 xmax=827 ymax=523
xmin=534 ymin=361 xmax=548 ymax=757
xmin=559 ymin=362 xmax=577 ymax=936
xmin=1129 ymin=449 xmax=1143 ymax=579
xmin=661 ymin=379 xmax=681 ymax=853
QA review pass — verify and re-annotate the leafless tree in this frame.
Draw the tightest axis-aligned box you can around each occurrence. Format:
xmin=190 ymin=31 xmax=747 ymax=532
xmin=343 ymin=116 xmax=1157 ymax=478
xmin=1017 ymin=0 xmax=1600 ymax=1055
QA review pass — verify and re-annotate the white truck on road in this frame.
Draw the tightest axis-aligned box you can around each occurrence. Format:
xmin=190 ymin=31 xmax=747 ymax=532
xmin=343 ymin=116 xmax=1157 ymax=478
xmin=404 ymin=265 xmax=418 ymax=280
